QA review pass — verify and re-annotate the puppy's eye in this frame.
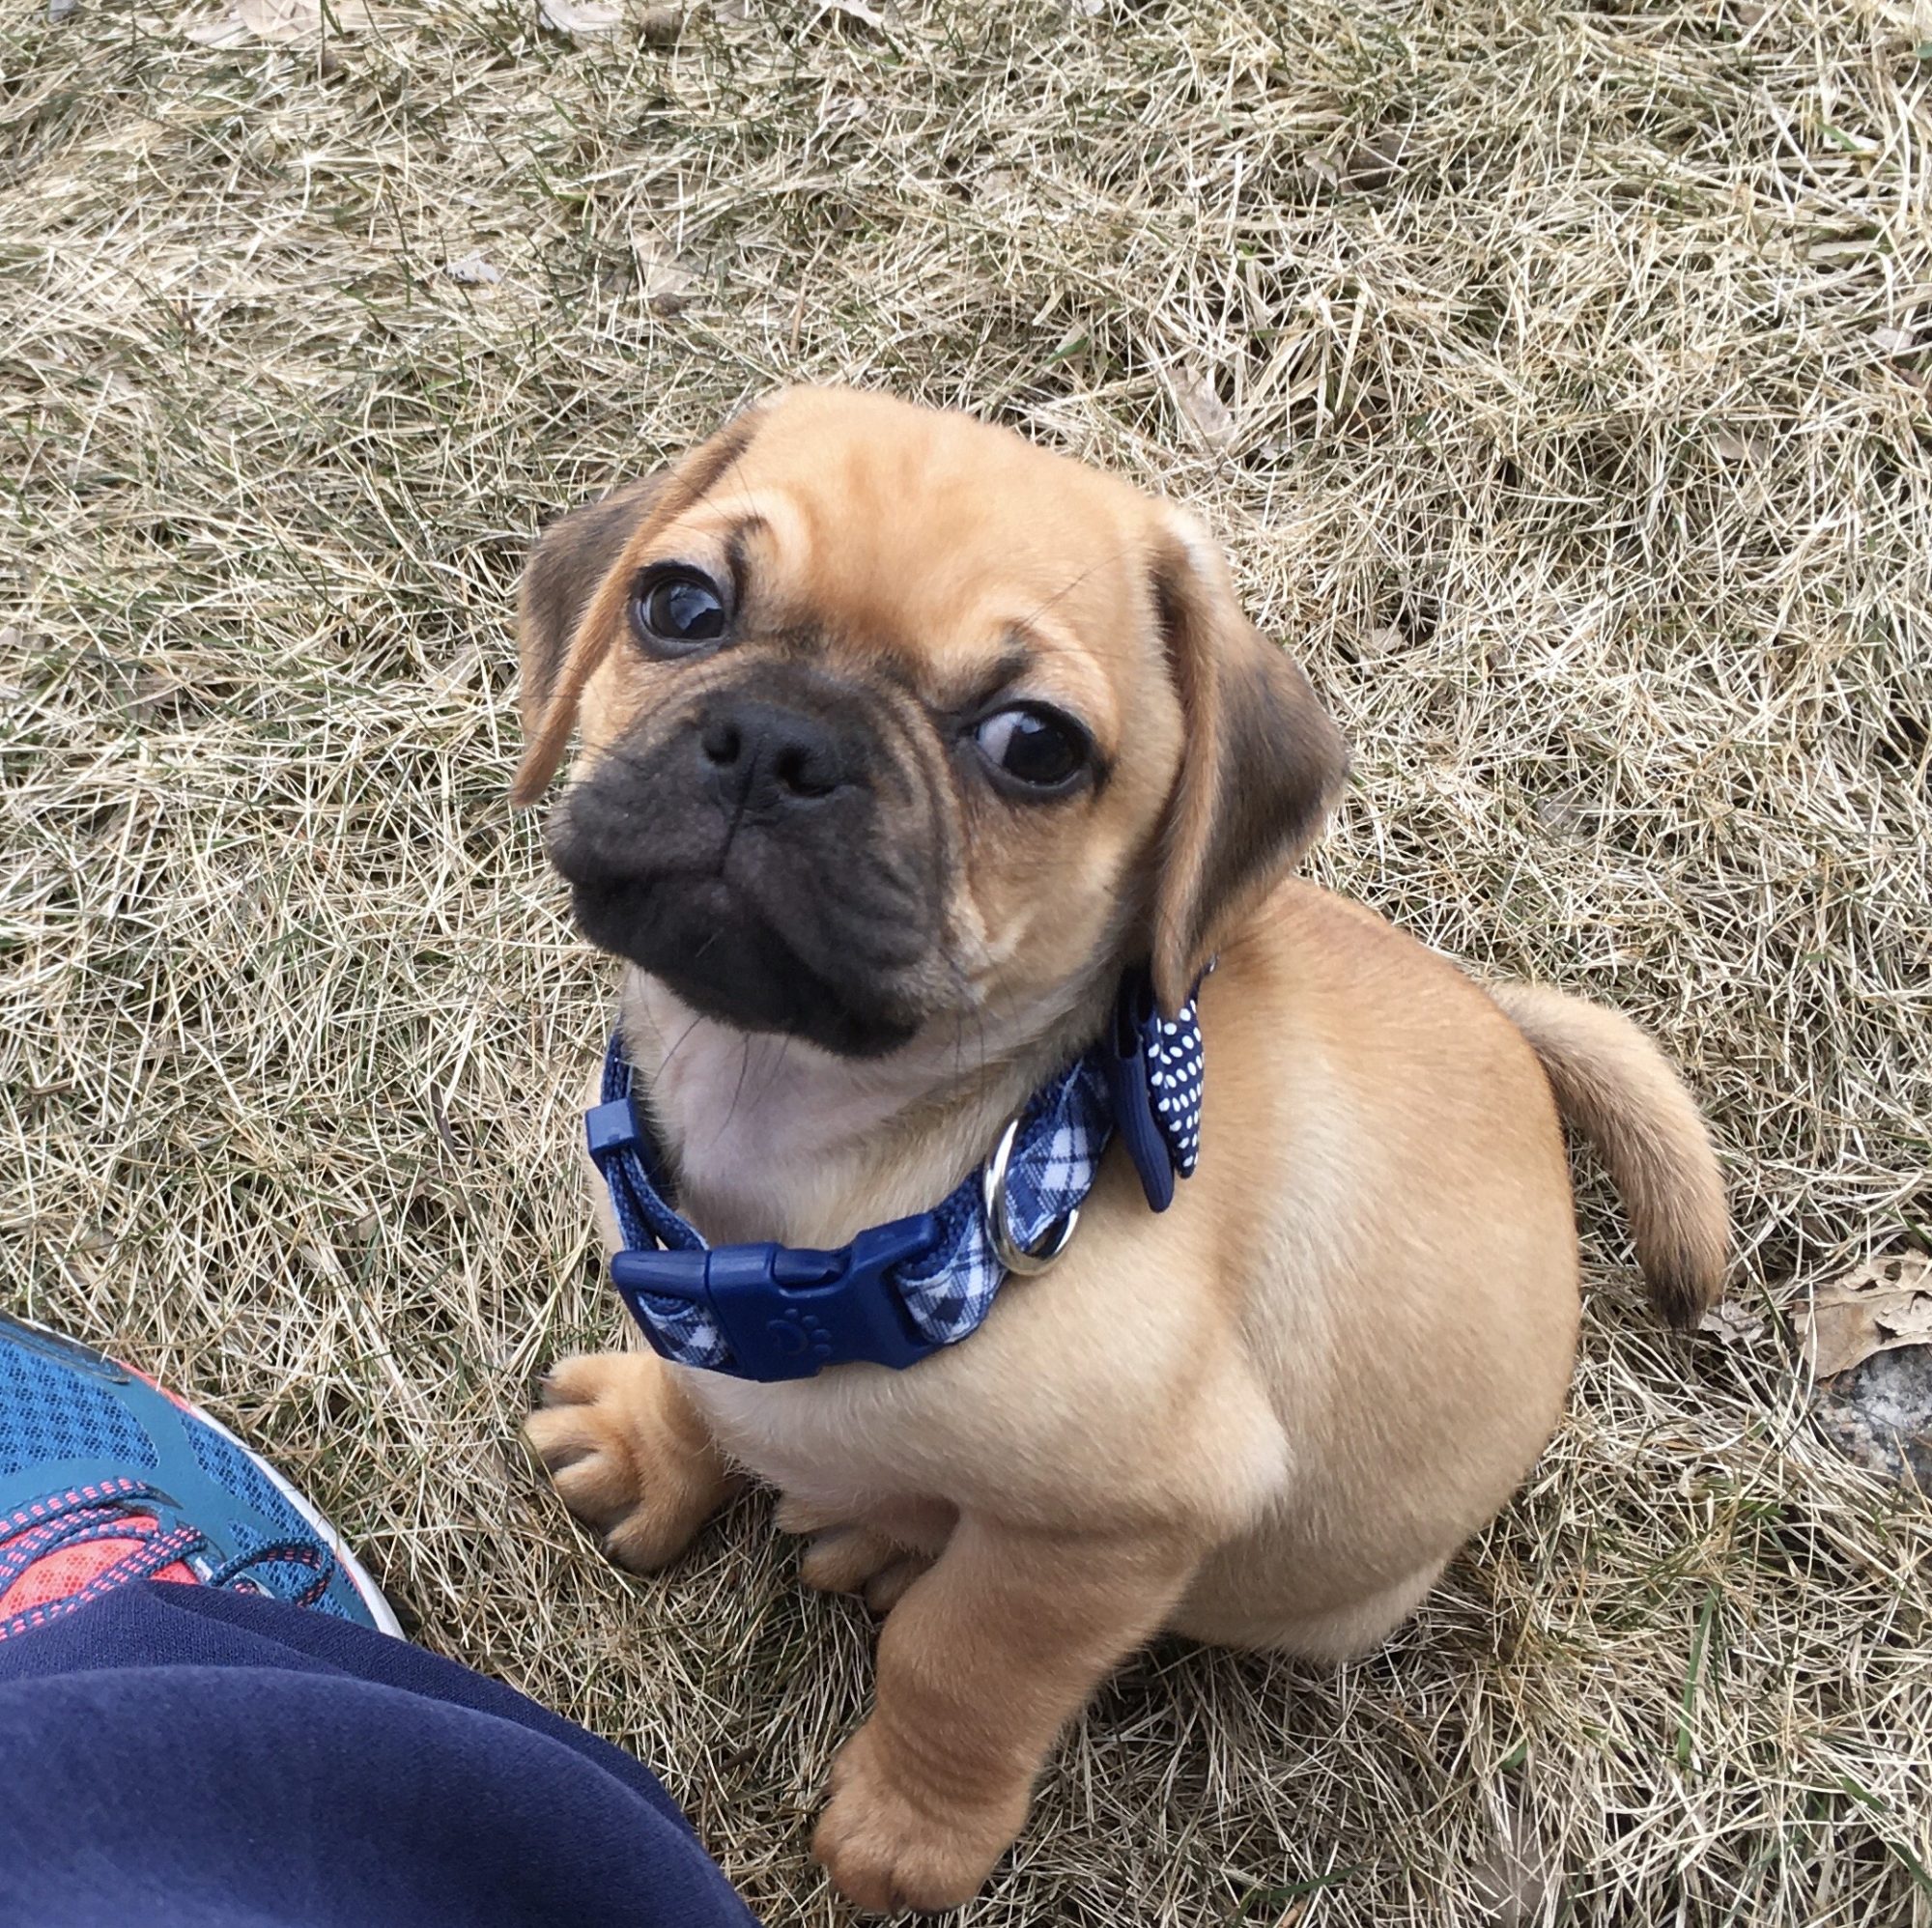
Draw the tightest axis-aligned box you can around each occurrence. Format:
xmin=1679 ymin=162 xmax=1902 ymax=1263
xmin=972 ymin=704 xmax=1091 ymax=795
xmin=631 ymin=568 xmax=728 ymax=655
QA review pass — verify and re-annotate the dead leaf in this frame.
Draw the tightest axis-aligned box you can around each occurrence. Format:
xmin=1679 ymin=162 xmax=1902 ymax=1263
xmin=1709 ymin=425 xmax=1770 ymax=463
xmin=638 ymin=1 xmax=686 ymax=37
xmin=1324 ymin=126 xmax=1414 ymax=191
xmin=295 ymin=1239 xmax=344 ymax=1283
xmin=181 ymin=0 xmax=369 ymax=41
xmin=635 ymin=241 xmax=697 ymax=313
xmin=540 ymin=0 xmax=623 ymax=34
xmin=442 ymin=252 xmax=503 ymax=287
xmin=817 ymin=93 xmax=870 ymax=131
xmin=1698 ymin=1296 xmax=1766 ymax=1347
xmin=817 ymin=0 xmax=891 ymax=29
xmin=1868 ymin=0 xmax=1932 ymax=35
xmin=128 ymin=669 xmax=192 ymax=721
xmin=1533 ymin=785 xmax=1597 ymax=842
xmin=428 ymin=642 xmax=484 ymax=692
xmin=1874 ymin=326 xmax=1918 ymax=355
xmin=1169 ymin=363 xmax=1237 ymax=450
xmin=428 ymin=1084 xmax=465 ymax=1158
xmin=1804 ymin=1252 xmax=1932 ymax=1378
xmin=181 ymin=8 xmax=248 ymax=42
xmin=1471 ymin=1800 xmax=1559 ymax=1928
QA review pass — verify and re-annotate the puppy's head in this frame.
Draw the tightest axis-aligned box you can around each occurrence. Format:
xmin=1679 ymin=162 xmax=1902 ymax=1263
xmin=516 ymin=388 xmax=1347 ymax=1059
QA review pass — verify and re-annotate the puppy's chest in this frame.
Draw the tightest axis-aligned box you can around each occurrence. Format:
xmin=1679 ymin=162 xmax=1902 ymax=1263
xmin=688 ymin=1374 xmax=915 ymax=1503
xmin=647 ymin=1043 xmax=911 ymax=1247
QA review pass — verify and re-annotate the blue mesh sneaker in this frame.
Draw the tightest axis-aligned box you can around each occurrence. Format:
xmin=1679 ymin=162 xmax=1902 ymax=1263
xmin=0 ymin=1310 xmax=399 ymax=1640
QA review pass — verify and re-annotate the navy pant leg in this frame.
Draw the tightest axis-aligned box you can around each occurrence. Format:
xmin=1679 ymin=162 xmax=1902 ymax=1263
xmin=0 ymin=1582 xmax=759 ymax=1928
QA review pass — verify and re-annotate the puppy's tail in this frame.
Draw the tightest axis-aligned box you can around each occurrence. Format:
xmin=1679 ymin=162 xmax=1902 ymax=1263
xmin=1488 ymin=982 xmax=1727 ymax=1329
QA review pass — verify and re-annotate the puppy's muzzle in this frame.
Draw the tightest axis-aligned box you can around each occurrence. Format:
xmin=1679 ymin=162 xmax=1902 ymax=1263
xmin=549 ymin=672 xmax=945 ymax=1059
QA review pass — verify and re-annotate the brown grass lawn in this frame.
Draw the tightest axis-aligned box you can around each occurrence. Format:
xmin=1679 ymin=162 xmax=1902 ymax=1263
xmin=4 ymin=1 xmax=1930 ymax=1920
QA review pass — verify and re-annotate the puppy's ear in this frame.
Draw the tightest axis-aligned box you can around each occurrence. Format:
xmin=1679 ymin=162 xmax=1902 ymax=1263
xmin=511 ymin=413 xmax=762 ymax=806
xmin=1148 ymin=514 xmax=1350 ymax=1013
xmin=516 ymin=474 xmax=668 ymax=750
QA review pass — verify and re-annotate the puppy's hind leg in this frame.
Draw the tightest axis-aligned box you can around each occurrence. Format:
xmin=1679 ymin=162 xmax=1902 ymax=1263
xmin=525 ymin=1350 xmax=742 ymax=1573
xmin=794 ymin=1529 xmax=934 ymax=1616
xmin=1267 ymin=1559 xmax=1448 ymax=1665
xmin=797 ymin=1523 xmax=904 ymax=1596
xmin=778 ymin=1497 xmax=940 ymax=1615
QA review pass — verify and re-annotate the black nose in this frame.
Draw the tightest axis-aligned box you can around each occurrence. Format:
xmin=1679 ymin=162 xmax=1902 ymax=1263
xmin=696 ymin=695 xmax=859 ymax=811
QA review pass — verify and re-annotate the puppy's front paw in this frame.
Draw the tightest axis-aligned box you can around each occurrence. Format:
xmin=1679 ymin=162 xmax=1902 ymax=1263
xmin=524 ymin=1351 xmax=730 ymax=1573
xmin=811 ymin=1719 xmax=1025 ymax=1914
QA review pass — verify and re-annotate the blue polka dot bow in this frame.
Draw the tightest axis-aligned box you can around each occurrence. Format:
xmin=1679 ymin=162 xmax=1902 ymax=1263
xmin=1147 ymin=1006 xmax=1205 ymax=1176
xmin=587 ymin=967 xmax=1207 ymax=1381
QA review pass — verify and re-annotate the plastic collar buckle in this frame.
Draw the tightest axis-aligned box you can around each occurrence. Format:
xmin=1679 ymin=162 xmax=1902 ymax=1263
xmin=609 ymin=1215 xmax=944 ymax=1382
xmin=585 ymin=1095 xmax=646 ymax=1168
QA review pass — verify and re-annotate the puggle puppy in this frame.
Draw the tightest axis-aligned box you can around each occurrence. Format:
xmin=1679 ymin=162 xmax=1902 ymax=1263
xmin=518 ymin=386 xmax=1727 ymax=1914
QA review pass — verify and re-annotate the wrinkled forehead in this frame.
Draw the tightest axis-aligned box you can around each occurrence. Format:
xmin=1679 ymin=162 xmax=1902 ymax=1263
xmin=642 ymin=394 xmax=1163 ymax=699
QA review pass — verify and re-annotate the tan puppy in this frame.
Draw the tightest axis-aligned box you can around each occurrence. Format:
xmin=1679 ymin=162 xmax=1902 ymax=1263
xmin=517 ymin=387 xmax=1727 ymax=1913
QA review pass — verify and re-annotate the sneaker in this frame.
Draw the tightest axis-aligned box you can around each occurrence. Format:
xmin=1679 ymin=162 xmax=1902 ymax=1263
xmin=0 ymin=1310 xmax=400 ymax=1640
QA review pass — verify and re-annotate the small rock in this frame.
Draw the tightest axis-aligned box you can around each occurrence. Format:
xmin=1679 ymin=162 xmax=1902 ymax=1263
xmin=442 ymin=252 xmax=504 ymax=287
xmin=1816 ymin=1345 xmax=1932 ymax=1489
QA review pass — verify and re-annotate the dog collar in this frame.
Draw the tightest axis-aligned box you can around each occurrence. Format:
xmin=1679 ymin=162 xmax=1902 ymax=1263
xmin=585 ymin=969 xmax=1205 ymax=1382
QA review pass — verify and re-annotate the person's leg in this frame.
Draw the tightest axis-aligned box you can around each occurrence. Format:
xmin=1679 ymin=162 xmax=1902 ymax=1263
xmin=0 ymin=1310 xmax=757 ymax=1928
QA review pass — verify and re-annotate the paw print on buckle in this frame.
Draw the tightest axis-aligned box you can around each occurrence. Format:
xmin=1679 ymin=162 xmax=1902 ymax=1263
xmin=767 ymin=1310 xmax=834 ymax=1364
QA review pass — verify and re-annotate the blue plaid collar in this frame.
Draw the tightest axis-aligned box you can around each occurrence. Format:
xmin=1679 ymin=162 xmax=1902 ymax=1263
xmin=586 ymin=969 xmax=1206 ymax=1382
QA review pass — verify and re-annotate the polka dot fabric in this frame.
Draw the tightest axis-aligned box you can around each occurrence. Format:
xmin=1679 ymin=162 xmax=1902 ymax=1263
xmin=1143 ymin=1003 xmax=1204 ymax=1177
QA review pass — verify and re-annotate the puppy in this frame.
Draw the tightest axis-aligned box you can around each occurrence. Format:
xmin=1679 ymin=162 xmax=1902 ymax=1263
xmin=518 ymin=387 xmax=1727 ymax=1913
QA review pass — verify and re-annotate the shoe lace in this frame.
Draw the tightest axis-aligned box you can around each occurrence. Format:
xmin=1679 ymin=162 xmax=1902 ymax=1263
xmin=0 ymin=1476 xmax=338 ymax=1635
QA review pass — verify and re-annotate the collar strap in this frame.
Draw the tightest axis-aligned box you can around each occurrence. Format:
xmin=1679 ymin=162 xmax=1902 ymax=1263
xmin=587 ymin=969 xmax=1205 ymax=1382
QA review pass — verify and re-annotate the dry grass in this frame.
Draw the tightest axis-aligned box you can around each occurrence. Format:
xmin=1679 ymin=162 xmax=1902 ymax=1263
xmin=4 ymin=0 xmax=1931 ymax=1919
